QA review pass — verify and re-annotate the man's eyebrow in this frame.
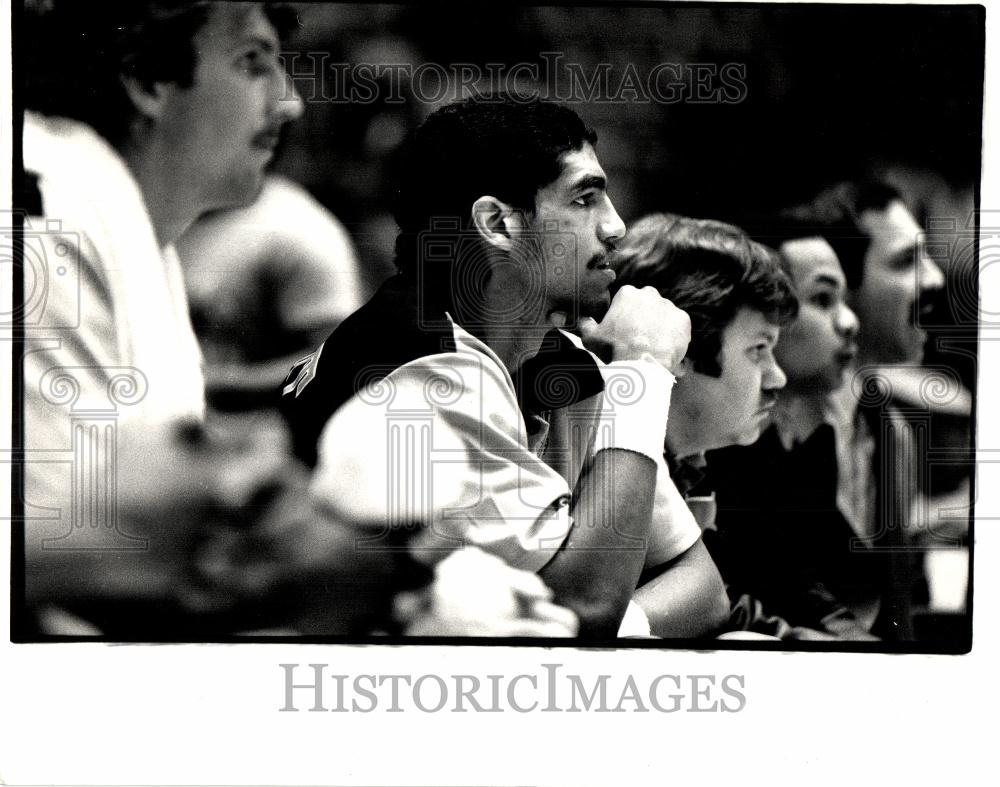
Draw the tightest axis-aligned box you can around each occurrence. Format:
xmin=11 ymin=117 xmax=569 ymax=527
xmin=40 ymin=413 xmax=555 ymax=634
xmin=235 ymin=34 xmax=278 ymax=54
xmin=570 ymin=174 xmax=606 ymax=193
xmin=886 ymin=243 xmax=917 ymax=266
xmin=812 ymin=273 xmax=843 ymax=288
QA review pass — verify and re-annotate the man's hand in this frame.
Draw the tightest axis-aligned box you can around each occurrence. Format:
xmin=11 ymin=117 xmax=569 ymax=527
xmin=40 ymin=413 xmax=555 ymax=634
xmin=26 ymin=411 xmax=303 ymax=620
xmin=396 ymin=548 xmax=579 ymax=637
xmin=577 ymin=285 xmax=691 ymax=374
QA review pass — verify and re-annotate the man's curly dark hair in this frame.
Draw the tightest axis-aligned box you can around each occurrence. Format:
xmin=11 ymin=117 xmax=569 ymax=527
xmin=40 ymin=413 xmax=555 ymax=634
xmin=391 ymin=93 xmax=598 ymax=277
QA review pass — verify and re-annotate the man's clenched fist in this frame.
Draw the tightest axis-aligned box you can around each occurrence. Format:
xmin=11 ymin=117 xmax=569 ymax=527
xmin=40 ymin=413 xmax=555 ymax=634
xmin=577 ymin=285 xmax=691 ymax=375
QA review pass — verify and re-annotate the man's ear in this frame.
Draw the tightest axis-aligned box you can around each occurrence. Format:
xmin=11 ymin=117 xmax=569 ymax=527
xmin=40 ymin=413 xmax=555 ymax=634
xmin=471 ymin=196 xmax=526 ymax=251
xmin=121 ymin=75 xmax=175 ymax=122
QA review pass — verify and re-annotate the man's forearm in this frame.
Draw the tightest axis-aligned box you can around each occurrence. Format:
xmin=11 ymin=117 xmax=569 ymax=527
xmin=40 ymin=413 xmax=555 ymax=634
xmin=538 ymin=356 xmax=676 ymax=638
xmin=634 ymin=539 xmax=730 ymax=638
xmin=539 ymin=448 xmax=657 ymax=638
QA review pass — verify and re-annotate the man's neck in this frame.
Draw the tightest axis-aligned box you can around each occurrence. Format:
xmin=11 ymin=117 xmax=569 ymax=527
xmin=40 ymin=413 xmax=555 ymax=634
xmin=664 ymin=418 xmax=705 ymax=464
xmin=771 ymin=388 xmax=829 ymax=449
xmin=857 ymin=344 xmax=883 ymax=370
xmin=481 ymin=317 xmax=553 ymax=376
xmin=121 ymin=139 xmax=203 ymax=248
xmin=777 ymin=383 xmax=830 ymax=415
xmin=479 ymin=276 xmax=558 ymax=375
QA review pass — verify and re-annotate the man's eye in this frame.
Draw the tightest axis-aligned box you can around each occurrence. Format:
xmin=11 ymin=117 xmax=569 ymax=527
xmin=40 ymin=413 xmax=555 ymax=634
xmin=811 ymin=292 xmax=834 ymax=308
xmin=239 ymin=51 xmax=272 ymax=75
xmin=750 ymin=341 xmax=778 ymax=362
xmin=573 ymin=193 xmax=595 ymax=207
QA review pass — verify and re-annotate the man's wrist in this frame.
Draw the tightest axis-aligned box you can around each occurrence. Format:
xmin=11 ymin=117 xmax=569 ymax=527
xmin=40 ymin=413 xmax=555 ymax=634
xmin=593 ymin=359 xmax=674 ymax=462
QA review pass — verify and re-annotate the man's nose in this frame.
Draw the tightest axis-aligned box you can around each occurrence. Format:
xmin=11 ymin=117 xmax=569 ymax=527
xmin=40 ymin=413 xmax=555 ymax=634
xmin=598 ymin=199 xmax=627 ymax=245
xmin=837 ymin=302 xmax=860 ymax=340
xmin=919 ymin=251 xmax=946 ymax=293
xmin=276 ymin=71 xmax=305 ymax=122
xmin=764 ymin=355 xmax=787 ymax=391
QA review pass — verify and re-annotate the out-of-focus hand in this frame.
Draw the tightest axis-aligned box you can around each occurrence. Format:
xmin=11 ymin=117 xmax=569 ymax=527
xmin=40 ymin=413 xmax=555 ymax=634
xmin=113 ymin=411 xmax=297 ymax=609
xmin=911 ymin=478 xmax=971 ymax=543
xmin=116 ymin=411 xmax=289 ymax=538
xmin=784 ymin=625 xmax=879 ymax=642
xmin=576 ymin=285 xmax=691 ymax=375
xmin=395 ymin=547 xmax=579 ymax=637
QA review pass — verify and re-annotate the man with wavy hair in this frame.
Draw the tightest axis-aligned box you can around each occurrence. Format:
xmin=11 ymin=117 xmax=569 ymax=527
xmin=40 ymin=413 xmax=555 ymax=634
xmin=612 ymin=213 xmax=800 ymax=636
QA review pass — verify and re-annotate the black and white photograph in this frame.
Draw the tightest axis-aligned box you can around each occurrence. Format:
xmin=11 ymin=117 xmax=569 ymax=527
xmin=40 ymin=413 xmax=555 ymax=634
xmin=2 ymin=0 xmax=995 ymax=783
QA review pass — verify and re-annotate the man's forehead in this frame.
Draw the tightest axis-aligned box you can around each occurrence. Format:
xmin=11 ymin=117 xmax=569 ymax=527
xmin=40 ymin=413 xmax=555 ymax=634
xmin=860 ymin=199 xmax=921 ymax=260
xmin=202 ymin=2 xmax=279 ymax=47
xmin=781 ymin=236 xmax=845 ymax=285
xmin=553 ymin=143 xmax=606 ymax=187
xmin=726 ymin=307 xmax=780 ymax=342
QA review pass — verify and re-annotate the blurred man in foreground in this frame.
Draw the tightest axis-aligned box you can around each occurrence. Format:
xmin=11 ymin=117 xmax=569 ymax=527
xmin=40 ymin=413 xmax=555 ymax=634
xmin=21 ymin=0 xmax=303 ymax=630
xmin=20 ymin=4 xmax=572 ymax=638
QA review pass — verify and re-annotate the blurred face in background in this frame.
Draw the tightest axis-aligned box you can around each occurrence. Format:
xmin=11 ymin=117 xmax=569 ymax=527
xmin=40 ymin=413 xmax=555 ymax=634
xmin=775 ymin=236 xmax=859 ymax=394
xmin=852 ymin=200 xmax=945 ymax=364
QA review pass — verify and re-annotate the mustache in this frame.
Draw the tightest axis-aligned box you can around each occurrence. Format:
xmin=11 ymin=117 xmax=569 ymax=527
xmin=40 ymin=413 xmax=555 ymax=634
xmin=587 ymin=251 xmax=611 ymax=269
xmin=914 ymin=288 xmax=942 ymax=321
xmin=252 ymin=124 xmax=289 ymax=154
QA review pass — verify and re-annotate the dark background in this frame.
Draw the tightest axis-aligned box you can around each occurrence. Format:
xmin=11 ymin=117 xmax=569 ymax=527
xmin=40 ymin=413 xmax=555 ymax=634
xmin=270 ymin=3 xmax=983 ymax=291
xmin=21 ymin=2 xmax=986 ymax=308
xmin=262 ymin=2 xmax=983 ymax=392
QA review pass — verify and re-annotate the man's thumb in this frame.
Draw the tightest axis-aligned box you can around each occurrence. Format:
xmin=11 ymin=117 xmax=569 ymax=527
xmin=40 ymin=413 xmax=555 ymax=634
xmin=577 ymin=316 xmax=599 ymax=340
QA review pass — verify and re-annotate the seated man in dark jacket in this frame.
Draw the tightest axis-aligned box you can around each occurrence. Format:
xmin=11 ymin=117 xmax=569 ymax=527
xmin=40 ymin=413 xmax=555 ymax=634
xmin=706 ymin=183 xmax=946 ymax=640
xmin=705 ymin=212 xmax=879 ymax=639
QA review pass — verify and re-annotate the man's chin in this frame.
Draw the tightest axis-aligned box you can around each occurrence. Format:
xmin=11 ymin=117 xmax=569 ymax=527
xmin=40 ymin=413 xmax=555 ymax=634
xmin=212 ymin=170 xmax=267 ymax=213
xmin=820 ymin=369 xmax=851 ymax=393
xmin=889 ymin=336 xmax=927 ymax=366
xmin=580 ymin=292 xmax=612 ymax=322
xmin=735 ymin=423 xmax=767 ymax=447
xmin=910 ymin=329 xmax=930 ymax=363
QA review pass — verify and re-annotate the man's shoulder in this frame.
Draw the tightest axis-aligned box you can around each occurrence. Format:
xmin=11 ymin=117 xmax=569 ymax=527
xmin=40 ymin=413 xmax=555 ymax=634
xmin=282 ymin=275 xmax=487 ymax=405
xmin=706 ymin=426 xmax=784 ymax=479
xmin=280 ymin=276 xmax=515 ymax=464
